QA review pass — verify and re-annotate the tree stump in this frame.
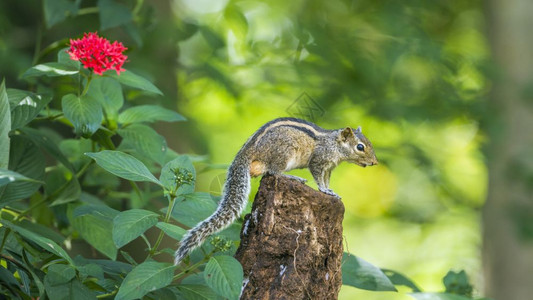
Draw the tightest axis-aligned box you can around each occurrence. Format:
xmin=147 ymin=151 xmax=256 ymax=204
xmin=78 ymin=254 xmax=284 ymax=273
xmin=235 ymin=174 xmax=345 ymax=299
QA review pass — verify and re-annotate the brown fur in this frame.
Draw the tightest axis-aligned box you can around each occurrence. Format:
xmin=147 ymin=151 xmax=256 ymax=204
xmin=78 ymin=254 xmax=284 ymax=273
xmin=250 ymin=161 xmax=266 ymax=177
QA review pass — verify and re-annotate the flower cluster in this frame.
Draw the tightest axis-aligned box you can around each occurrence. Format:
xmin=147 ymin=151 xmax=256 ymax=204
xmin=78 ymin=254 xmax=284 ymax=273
xmin=67 ymin=32 xmax=127 ymax=75
xmin=172 ymin=168 xmax=195 ymax=187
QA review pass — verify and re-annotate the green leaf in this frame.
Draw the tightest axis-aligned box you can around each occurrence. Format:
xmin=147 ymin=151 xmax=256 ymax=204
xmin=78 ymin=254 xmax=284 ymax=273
xmin=50 ymin=177 xmax=81 ymax=206
xmin=112 ymin=209 xmax=159 ymax=248
xmin=21 ymin=127 xmax=76 ymax=172
xmin=118 ymin=105 xmax=186 ymax=125
xmin=160 ymin=156 xmax=196 ymax=195
xmin=107 ymin=70 xmax=163 ymax=95
xmin=46 ymin=264 xmax=76 ymax=285
xmin=6 ymin=88 xmax=33 ymax=106
xmin=177 ymin=284 xmax=217 ymax=300
xmin=169 ymin=193 xmax=217 ymax=228
xmin=0 ymin=168 xmax=40 ymax=187
xmin=71 ymin=204 xmax=119 ymax=260
xmin=18 ymin=267 xmax=31 ymax=295
xmin=85 ymin=150 xmax=162 ymax=185
xmin=98 ymin=0 xmax=133 ymax=30
xmin=156 ymin=222 xmax=186 ymax=241
xmin=89 ymin=128 xmax=116 ymax=150
xmin=21 ymin=250 xmax=46 ymax=298
xmin=216 ymin=223 xmax=242 ymax=241
xmin=341 ymin=253 xmax=397 ymax=292
xmin=57 ymin=47 xmax=80 ymax=69
xmin=200 ymin=27 xmax=225 ymax=50
xmin=83 ymin=164 xmax=120 ymax=189
xmin=44 ymin=0 xmax=79 ymax=28
xmin=77 ymin=263 xmax=104 ymax=281
xmin=175 ymin=21 xmax=199 ymax=41
xmin=224 ymin=4 xmax=248 ymax=38
xmin=9 ymin=90 xmax=52 ymax=130
xmin=44 ymin=275 xmax=97 ymax=300
xmin=204 ymin=255 xmax=243 ymax=300
xmin=443 ymin=270 xmax=473 ymax=297
xmin=70 ymin=280 xmax=98 ymax=300
xmin=59 ymin=138 xmax=92 ymax=170
xmin=150 ymin=287 xmax=181 ymax=299
xmin=45 ymin=167 xmax=74 ymax=201
xmin=382 ymin=269 xmax=421 ymax=292
xmin=1 ymin=220 xmax=74 ymax=265
xmin=88 ymin=76 xmax=123 ymax=120
xmin=0 ymin=265 xmax=19 ymax=287
xmin=410 ymin=293 xmax=474 ymax=300
xmin=74 ymin=256 xmax=132 ymax=275
xmin=0 ymin=136 xmax=45 ymax=207
xmin=181 ymin=272 xmax=207 ymax=285
xmin=18 ymin=219 xmax=66 ymax=245
xmin=0 ymin=80 xmax=10 ymax=169
xmin=22 ymin=62 xmax=79 ymax=78
xmin=62 ymin=93 xmax=103 ymax=136
xmin=118 ymin=124 xmax=167 ymax=165
xmin=115 ymin=261 xmax=174 ymax=300
xmin=120 ymin=250 xmax=138 ymax=265
xmin=122 ymin=22 xmax=143 ymax=46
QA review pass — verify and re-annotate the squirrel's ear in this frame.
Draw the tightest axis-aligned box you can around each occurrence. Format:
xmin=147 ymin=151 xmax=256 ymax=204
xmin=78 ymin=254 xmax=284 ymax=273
xmin=354 ymin=126 xmax=362 ymax=134
xmin=340 ymin=127 xmax=354 ymax=142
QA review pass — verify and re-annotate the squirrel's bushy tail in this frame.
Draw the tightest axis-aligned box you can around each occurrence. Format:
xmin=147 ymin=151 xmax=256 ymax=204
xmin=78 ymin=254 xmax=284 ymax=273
xmin=174 ymin=152 xmax=251 ymax=265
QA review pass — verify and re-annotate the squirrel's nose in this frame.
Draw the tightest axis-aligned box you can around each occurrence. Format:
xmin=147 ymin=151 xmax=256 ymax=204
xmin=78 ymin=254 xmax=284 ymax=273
xmin=371 ymin=158 xmax=378 ymax=166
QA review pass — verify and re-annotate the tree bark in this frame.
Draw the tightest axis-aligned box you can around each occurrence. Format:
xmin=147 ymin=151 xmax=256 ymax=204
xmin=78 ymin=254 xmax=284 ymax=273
xmin=235 ymin=175 xmax=344 ymax=300
xmin=484 ymin=1 xmax=533 ymax=299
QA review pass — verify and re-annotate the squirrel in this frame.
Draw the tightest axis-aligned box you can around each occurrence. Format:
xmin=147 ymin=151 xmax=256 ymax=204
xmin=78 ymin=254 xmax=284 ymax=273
xmin=174 ymin=117 xmax=378 ymax=265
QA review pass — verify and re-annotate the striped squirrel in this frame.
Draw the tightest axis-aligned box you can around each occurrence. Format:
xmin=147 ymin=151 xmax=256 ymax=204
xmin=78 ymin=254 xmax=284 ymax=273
xmin=174 ymin=117 xmax=378 ymax=265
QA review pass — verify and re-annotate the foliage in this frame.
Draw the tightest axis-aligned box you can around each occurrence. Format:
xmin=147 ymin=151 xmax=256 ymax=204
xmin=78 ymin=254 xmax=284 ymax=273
xmin=0 ymin=0 xmax=490 ymax=300
xmin=341 ymin=253 xmax=486 ymax=300
xmin=443 ymin=270 xmax=474 ymax=297
xmin=0 ymin=19 xmax=199 ymax=297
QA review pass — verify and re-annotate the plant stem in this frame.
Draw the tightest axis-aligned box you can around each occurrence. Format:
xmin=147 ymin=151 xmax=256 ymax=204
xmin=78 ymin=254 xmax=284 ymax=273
xmin=13 ymin=197 xmax=48 ymax=222
xmin=31 ymin=27 xmax=42 ymax=66
xmin=13 ymin=160 xmax=92 ymax=222
xmin=81 ymin=73 xmax=92 ymax=96
xmin=0 ymin=253 xmax=29 ymax=271
xmin=140 ymin=234 xmax=151 ymax=251
xmin=34 ymin=113 xmax=64 ymax=121
xmin=129 ymin=181 xmax=143 ymax=202
xmin=0 ymin=229 xmax=11 ymax=254
xmin=173 ymin=252 xmax=214 ymax=281
xmin=37 ymin=38 xmax=70 ymax=63
xmin=78 ymin=7 xmax=99 ymax=15
xmin=149 ymin=194 xmax=177 ymax=257
xmin=77 ymin=160 xmax=93 ymax=177
xmin=13 ymin=181 xmax=69 ymax=222
xmin=96 ymin=289 xmax=117 ymax=299
xmin=133 ymin=0 xmax=144 ymax=16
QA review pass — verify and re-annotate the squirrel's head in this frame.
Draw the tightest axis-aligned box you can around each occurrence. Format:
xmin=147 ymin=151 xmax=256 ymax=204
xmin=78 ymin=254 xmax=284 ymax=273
xmin=337 ymin=126 xmax=378 ymax=167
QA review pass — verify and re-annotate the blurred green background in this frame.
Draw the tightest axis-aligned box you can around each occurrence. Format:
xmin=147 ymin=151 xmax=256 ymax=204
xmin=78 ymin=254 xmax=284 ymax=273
xmin=172 ymin=2 xmax=488 ymax=299
xmin=1 ymin=0 xmax=520 ymax=299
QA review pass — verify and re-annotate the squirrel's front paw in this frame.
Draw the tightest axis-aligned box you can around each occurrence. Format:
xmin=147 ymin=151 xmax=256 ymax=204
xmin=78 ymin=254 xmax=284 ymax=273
xmin=319 ymin=187 xmax=341 ymax=199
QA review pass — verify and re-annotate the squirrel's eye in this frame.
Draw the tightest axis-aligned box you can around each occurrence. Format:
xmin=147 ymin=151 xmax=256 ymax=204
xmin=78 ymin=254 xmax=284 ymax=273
xmin=356 ymin=143 xmax=365 ymax=151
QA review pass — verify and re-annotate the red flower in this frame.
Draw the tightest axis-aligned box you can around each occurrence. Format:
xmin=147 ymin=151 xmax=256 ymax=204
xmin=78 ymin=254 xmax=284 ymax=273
xmin=67 ymin=32 xmax=127 ymax=75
